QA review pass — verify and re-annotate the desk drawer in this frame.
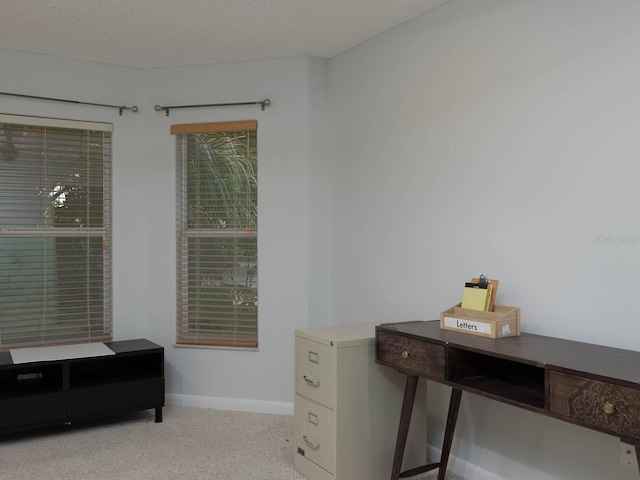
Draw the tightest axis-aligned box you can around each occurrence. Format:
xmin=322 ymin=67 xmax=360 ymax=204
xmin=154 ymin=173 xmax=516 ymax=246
xmin=376 ymin=331 xmax=445 ymax=381
xmin=549 ymin=371 xmax=640 ymax=439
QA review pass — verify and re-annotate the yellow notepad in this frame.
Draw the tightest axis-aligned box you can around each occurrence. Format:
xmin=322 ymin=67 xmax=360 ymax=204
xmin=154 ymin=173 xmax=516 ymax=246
xmin=461 ymin=284 xmax=490 ymax=311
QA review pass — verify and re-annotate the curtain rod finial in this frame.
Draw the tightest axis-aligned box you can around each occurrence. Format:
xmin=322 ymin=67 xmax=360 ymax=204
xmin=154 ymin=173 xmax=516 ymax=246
xmin=154 ymin=105 xmax=169 ymax=116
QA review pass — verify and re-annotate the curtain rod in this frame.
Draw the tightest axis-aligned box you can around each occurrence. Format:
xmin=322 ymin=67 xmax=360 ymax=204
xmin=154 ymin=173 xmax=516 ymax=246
xmin=0 ymin=91 xmax=138 ymax=115
xmin=154 ymin=99 xmax=271 ymax=116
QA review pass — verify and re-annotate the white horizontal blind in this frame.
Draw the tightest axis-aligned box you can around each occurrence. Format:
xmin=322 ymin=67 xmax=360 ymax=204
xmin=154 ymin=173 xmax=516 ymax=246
xmin=174 ymin=121 xmax=258 ymax=348
xmin=0 ymin=114 xmax=112 ymax=350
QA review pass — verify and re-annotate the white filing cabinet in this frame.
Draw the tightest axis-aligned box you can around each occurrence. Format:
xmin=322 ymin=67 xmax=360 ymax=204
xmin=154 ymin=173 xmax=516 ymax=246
xmin=294 ymin=323 xmax=427 ymax=480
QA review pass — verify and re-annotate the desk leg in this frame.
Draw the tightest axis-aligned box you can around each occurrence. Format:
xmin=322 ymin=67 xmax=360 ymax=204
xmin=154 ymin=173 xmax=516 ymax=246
xmin=636 ymin=446 xmax=640 ymax=476
xmin=437 ymin=388 xmax=463 ymax=480
xmin=391 ymin=375 xmax=419 ymax=480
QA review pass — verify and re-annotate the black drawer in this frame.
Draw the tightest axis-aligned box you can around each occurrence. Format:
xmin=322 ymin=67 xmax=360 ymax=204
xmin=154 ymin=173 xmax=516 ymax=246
xmin=0 ymin=392 xmax=67 ymax=429
xmin=68 ymin=377 xmax=164 ymax=419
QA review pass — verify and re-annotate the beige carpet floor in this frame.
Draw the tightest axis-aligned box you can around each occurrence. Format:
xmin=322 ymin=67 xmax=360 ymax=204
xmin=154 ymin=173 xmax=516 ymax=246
xmin=0 ymin=406 xmax=462 ymax=480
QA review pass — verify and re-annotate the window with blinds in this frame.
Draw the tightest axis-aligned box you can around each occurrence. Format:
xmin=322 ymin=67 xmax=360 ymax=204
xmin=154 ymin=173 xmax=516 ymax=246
xmin=0 ymin=114 xmax=112 ymax=350
xmin=174 ymin=121 xmax=258 ymax=348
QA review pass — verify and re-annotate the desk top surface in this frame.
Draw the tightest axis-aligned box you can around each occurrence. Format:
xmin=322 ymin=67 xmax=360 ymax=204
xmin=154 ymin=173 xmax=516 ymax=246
xmin=377 ymin=320 xmax=640 ymax=386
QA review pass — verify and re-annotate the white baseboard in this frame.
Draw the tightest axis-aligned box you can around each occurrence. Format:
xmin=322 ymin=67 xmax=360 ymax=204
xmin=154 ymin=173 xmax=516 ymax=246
xmin=166 ymin=393 xmax=294 ymax=416
xmin=427 ymin=445 xmax=507 ymax=480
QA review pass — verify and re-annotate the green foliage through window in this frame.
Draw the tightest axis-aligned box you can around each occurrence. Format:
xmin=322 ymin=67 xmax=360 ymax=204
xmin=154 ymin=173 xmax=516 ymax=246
xmin=176 ymin=122 xmax=258 ymax=348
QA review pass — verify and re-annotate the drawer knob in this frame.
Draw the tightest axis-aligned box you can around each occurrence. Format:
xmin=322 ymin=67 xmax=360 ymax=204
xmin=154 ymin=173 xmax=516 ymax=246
xmin=603 ymin=402 xmax=616 ymax=415
xmin=401 ymin=350 xmax=410 ymax=359
xmin=303 ymin=375 xmax=320 ymax=387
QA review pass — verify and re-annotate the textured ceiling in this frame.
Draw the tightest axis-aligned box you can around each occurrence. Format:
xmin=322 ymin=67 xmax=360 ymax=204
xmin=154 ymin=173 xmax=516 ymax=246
xmin=0 ymin=0 xmax=449 ymax=68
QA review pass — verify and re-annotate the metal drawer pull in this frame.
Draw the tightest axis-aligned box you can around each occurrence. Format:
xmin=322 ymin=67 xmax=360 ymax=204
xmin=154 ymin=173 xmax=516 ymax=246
xmin=603 ymin=402 xmax=616 ymax=415
xmin=303 ymin=434 xmax=320 ymax=449
xmin=401 ymin=350 xmax=411 ymax=359
xmin=303 ymin=375 xmax=320 ymax=386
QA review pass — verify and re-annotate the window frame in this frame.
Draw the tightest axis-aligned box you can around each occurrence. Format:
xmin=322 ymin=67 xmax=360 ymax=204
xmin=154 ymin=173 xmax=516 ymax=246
xmin=173 ymin=120 xmax=258 ymax=349
xmin=0 ymin=113 xmax=113 ymax=351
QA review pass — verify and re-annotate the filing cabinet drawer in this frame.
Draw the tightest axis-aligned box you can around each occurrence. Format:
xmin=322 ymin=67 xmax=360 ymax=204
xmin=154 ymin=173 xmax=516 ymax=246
xmin=376 ymin=331 xmax=445 ymax=381
xmin=295 ymin=395 xmax=337 ymax=475
xmin=549 ymin=370 xmax=640 ymax=439
xmin=296 ymin=336 xmax=337 ymax=409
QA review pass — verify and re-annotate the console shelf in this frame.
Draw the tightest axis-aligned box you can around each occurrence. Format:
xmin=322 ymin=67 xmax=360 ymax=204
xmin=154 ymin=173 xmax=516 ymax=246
xmin=0 ymin=339 xmax=164 ymax=434
xmin=452 ymin=376 xmax=545 ymax=409
xmin=447 ymin=346 xmax=545 ymax=409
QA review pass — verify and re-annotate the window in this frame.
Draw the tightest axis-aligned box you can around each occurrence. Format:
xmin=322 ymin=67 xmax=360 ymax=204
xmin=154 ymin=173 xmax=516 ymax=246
xmin=0 ymin=114 xmax=112 ymax=350
xmin=174 ymin=121 xmax=258 ymax=348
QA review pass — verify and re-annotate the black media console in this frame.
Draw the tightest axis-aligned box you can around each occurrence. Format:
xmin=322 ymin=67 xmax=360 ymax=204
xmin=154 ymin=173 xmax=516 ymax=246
xmin=0 ymin=339 xmax=164 ymax=433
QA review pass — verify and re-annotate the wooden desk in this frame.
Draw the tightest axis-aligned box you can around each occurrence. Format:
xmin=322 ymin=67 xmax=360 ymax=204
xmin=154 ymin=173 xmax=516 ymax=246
xmin=375 ymin=320 xmax=640 ymax=480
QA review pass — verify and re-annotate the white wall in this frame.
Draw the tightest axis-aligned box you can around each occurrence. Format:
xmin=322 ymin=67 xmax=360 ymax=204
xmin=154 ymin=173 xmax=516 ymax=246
xmin=0 ymin=49 xmax=147 ymax=342
xmin=1 ymin=49 xmax=328 ymax=412
xmin=327 ymin=0 xmax=640 ymax=479
xmin=140 ymin=56 xmax=326 ymax=409
xmin=307 ymin=57 xmax=330 ymax=328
